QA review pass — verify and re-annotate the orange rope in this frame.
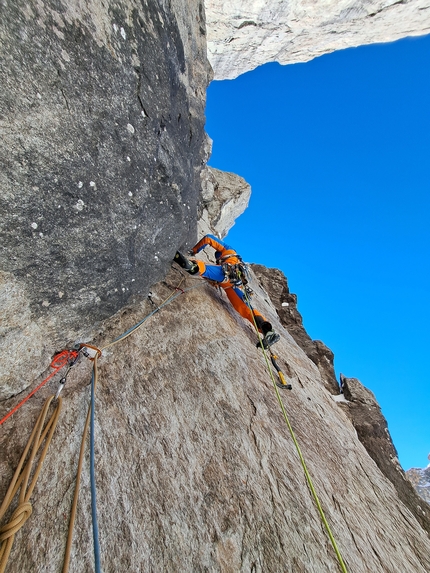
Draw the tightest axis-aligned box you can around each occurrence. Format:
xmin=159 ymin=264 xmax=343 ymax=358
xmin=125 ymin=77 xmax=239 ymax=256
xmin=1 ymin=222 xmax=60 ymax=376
xmin=0 ymin=350 xmax=78 ymax=427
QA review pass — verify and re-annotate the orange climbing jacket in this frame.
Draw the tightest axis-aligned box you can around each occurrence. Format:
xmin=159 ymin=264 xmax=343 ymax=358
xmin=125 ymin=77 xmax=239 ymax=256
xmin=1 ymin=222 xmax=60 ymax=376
xmin=190 ymin=234 xmax=248 ymax=287
xmin=191 ymin=234 xmax=240 ymax=265
xmin=188 ymin=234 xmax=272 ymax=333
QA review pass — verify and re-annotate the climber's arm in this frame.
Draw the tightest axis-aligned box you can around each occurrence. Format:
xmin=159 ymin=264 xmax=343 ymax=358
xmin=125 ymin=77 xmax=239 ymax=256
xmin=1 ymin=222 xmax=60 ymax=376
xmin=191 ymin=234 xmax=234 ymax=255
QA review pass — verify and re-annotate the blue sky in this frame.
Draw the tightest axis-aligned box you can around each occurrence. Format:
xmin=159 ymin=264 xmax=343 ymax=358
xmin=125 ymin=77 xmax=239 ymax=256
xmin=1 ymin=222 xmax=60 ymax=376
xmin=205 ymin=34 xmax=430 ymax=471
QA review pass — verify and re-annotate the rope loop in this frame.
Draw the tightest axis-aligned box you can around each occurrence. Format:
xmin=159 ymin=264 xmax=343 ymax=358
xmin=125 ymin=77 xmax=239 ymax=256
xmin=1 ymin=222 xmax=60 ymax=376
xmin=0 ymin=350 xmax=77 ymax=427
xmin=0 ymin=503 xmax=33 ymax=542
xmin=51 ymin=350 xmax=78 ymax=370
xmin=0 ymin=397 xmax=61 ymax=573
xmin=79 ymin=344 xmax=102 ymax=361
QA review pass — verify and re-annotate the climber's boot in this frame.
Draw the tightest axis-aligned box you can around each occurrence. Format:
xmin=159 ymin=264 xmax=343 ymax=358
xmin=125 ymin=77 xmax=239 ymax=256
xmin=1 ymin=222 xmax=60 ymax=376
xmin=257 ymin=330 xmax=280 ymax=349
xmin=173 ymin=251 xmax=199 ymax=274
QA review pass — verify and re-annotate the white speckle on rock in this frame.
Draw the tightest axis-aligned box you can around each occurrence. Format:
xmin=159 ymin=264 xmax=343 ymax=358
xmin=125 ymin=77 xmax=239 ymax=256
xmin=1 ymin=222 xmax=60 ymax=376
xmin=78 ymin=181 xmax=83 ymax=188
xmin=75 ymin=199 xmax=85 ymax=211
xmin=131 ymin=278 xmax=135 ymax=282
xmin=39 ymin=232 xmax=44 ymax=237
xmin=95 ymin=296 xmax=101 ymax=303
xmin=58 ymin=291 xmax=64 ymax=298
xmin=144 ymin=179 xmax=147 ymax=183
xmin=114 ymin=288 xmax=118 ymax=292
xmin=89 ymin=181 xmax=96 ymax=187
xmin=128 ymin=191 xmax=133 ymax=197
xmin=37 ymin=93 xmax=42 ymax=99
xmin=122 ymin=287 xmax=126 ymax=292
xmin=127 ymin=123 xmax=135 ymax=134
xmin=281 ymin=302 xmax=289 ymax=307
xmin=42 ymin=300 xmax=50 ymax=307
xmin=31 ymin=222 xmax=38 ymax=229
xmin=133 ymin=225 xmax=137 ymax=229
xmin=113 ymin=23 xmax=118 ymax=32
xmin=61 ymin=49 xmax=70 ymax=62
xmin=154 ymin=255 xmax=159 ymax=260
xmin=127 ymin=156 xmax=131 ymax=162
xmin=120 ymin=27 xmax=126 ymax=39
xmin=141 ymin=110 xmax=147 ymax=117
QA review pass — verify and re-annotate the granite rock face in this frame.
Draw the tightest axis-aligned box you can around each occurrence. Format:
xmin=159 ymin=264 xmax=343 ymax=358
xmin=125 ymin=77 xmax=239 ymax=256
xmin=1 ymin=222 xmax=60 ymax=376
xmin=1 ymin=266 xmax=430 ymax=572
xmin=250 ymin=265 xmax=430 ymax=536
xmin=407 ymin=464 xmax=430 ymax=505
xmin=0 ymin=0 xmax=210 ymax=397
xmin=200 ymin=166 xmax=251 ymax=238
xmin=205 ymin=0 xmax=430 ymax=79
xmin=252 ymin=265 xmax=339 ymax=394
xmin=2 ymin=1 xmax=430 ymax=571
xmin=341 ymin=375 xmax=430 ymax=535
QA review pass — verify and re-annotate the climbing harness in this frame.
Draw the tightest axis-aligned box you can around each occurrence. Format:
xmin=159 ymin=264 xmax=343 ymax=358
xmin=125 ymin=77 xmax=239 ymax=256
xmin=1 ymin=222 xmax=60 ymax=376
xmin=0 ymin=396 xmax=62 ymax=573
xmin=221 ymin=261 xmax=249 ymax=287
xmin=242 ymin=284 xmax=348 ymax=573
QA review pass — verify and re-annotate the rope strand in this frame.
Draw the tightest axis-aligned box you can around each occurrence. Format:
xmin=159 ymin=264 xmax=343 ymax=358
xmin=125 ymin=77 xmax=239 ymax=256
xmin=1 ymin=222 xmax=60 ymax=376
xmin=63 ymin=277 xmax=204 ymax=573
xmin=0 ymin=396 xmax=62 ymax=573
xmin=242 ymin=286 xmax=348 ymax=573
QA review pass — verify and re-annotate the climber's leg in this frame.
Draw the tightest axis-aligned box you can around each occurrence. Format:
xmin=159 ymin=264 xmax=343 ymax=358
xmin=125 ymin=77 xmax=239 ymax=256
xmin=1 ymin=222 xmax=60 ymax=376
xmin=224 ymin=287 xmax=270 ymax=332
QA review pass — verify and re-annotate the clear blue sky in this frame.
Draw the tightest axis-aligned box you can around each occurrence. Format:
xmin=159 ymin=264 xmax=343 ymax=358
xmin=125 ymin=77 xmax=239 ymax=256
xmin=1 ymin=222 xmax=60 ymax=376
xmin=205 ymin=35 xmax=430 ymax=471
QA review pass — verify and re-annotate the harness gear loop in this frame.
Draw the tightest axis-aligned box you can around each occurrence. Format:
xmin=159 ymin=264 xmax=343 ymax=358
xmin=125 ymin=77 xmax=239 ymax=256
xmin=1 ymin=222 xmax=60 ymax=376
xmin=221 ymin=262 xmax=248 ymax=286
xmin=217 ymin=252 xmax=249 ymax=288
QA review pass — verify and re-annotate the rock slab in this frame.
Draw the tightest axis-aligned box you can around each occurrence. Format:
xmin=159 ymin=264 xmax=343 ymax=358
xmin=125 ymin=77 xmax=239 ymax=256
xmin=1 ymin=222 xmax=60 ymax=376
xmin=205 ymin=0 xmax=430 ymax=79
xmin=0 ymin=0 xmax=210 ymax=397
xmin=1 ymin=266 xmax=430 ymax=572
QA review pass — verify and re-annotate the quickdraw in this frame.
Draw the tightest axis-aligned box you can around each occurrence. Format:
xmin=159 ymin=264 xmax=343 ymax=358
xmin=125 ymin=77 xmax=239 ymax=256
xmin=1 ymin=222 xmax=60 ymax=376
xmin=221 ymin=261 xmax=249 ymax=287
xmin=269 ymin=351 xmax=292 ymax=390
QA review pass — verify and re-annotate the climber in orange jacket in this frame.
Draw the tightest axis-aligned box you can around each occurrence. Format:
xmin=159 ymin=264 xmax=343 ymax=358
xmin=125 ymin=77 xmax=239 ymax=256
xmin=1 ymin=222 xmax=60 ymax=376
xmin=174 ymin=234 xmax=280 ymax=348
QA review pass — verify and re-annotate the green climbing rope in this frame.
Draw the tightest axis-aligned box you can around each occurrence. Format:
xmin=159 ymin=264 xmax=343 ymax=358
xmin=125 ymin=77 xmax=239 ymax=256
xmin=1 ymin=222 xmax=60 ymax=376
xmin=242 ymin=286 xmax=348 ymax=573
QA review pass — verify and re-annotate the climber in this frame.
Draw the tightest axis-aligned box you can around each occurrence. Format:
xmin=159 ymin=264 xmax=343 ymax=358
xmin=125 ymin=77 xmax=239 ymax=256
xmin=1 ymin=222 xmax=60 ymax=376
xmin=173 ymin=234 xmax=280 ymax=349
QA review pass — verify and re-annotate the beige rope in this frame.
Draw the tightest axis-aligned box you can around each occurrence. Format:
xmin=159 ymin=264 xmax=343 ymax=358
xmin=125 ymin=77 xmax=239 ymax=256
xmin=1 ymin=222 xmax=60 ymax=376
xmin=0 ymin=396 xmax=62 ymax=573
